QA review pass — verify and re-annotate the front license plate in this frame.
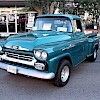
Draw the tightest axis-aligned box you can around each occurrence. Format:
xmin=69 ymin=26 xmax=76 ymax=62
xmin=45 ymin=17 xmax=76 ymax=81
xmin=7 ymin=65 xmax=17 ymax=74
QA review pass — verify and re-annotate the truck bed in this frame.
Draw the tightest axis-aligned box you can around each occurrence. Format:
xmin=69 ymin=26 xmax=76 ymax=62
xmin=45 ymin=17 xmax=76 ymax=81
xmin=85 ymin=32 xmax=98 ymax=38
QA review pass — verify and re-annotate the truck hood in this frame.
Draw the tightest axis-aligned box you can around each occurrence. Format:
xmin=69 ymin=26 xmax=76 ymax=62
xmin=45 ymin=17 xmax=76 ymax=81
xmin=4 ymin=31 xmax=71 ymax=51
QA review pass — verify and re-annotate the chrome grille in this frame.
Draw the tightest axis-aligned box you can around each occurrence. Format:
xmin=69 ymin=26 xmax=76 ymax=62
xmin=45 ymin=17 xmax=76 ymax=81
xmin=5 ymin=52 xmax=33 ymax=61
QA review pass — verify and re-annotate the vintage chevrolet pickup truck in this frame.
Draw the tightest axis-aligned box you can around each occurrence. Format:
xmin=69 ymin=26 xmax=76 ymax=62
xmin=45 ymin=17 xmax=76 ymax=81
xmin=0 ymin=14 xmax=99 ymax=87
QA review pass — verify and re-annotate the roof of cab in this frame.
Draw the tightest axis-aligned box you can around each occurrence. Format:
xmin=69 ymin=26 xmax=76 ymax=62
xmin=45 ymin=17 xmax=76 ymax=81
xmin=37 ymin=14 xmax=80 ymax=20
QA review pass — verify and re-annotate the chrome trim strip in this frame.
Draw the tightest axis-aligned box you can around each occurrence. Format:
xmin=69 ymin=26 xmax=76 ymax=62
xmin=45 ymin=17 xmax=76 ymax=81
xmin=5 ymin=46 xmax=29 ymax=51
xmin=1 ymin=54 xmax=37 ymax=66
xmin=0 ymin=62 xmax=55 ymax=79
xmin=62 ymin=44 xmax=75 ymax=51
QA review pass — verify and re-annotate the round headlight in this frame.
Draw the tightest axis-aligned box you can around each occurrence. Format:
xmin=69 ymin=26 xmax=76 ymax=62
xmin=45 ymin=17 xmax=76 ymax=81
xmin=35 ymin=50 xmax=41 ymax=58
xmin=41 ymin=51 xmax=47 ymax=60
xmin=0 ymin=46 xmax=2 ymax=51
xmin=34 ymin=50 xmax=48 ymax=60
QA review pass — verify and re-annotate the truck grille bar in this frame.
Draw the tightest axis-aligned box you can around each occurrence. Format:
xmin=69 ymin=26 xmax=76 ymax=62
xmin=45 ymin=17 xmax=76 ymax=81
xmin=5 ymin=52 xmax=33 ymax=61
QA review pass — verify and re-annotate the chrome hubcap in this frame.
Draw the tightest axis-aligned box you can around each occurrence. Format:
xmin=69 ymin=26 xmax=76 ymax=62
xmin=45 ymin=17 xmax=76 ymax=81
xmin=61 ymin=65 xmax=69 ymax=82
xmin=94 ymin=50 xmax=97 ymax=59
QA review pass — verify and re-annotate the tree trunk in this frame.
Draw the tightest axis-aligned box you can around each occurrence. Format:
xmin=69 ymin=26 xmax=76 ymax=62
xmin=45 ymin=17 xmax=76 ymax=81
xmin=34 ymin=7 xmax=43 ymax=15
xmin=49 ymin=2 xmax=57 ymax=14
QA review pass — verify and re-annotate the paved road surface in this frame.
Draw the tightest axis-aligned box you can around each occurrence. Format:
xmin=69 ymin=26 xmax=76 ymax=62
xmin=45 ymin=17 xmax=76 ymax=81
xmin=0 ymin=49 xmax=100 ymax=100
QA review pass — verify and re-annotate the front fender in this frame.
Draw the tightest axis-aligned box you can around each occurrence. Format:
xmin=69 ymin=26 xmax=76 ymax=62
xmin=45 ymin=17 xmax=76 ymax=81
xmin=47 ymin=53 xmax=73 ymax=74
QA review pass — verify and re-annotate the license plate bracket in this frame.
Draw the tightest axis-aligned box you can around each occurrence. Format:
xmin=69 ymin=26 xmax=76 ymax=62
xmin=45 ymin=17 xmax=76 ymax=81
xmin=7 ymin=65 xmax=17 ymax=74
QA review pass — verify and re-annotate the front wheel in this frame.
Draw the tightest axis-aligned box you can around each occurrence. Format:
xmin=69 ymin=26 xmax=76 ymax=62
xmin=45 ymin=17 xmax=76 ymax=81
xmin=53 ymin=60 xmax=71 ymax=87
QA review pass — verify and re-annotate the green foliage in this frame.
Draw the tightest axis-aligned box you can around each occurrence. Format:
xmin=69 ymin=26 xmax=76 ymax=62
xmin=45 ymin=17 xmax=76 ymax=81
xmin=58 ymin=0 xmax=66 ymax=14
xmin=25 ymin=0 xmax=100 ymax=15
xmin=75 ymin=0 xmax=100 ymax=15
xmin=25 ymin=0 xmax=59 ymax=14
xmin=59 ymin=0 xmax=77 ymax=14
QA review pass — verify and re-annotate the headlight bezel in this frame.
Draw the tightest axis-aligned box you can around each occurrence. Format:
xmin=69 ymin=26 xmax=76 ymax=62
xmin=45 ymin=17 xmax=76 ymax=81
xmin=0 ymin=46 xmax=2 ymax=51
xmin=34 ymin=49 xmax=48 ymax=60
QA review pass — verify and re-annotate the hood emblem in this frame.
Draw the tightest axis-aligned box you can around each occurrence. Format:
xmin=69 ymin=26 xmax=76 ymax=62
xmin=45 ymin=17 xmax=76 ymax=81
xmin=6 ymin=45 xmax=29 ymax=51
xmin=11 ymin=46 xmax=19 ymax=50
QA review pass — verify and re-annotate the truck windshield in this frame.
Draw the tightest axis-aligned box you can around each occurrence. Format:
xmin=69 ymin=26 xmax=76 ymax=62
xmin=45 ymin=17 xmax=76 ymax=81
xmin=33 ymin=17 xmax=72 ymax=33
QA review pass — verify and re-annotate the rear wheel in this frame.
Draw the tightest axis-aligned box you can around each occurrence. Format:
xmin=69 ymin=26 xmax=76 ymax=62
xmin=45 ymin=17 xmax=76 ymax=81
xmin=88 ymin=48 xmax=97 ymax=62
xmin=53 ymin=60 xmax=71 ymax=87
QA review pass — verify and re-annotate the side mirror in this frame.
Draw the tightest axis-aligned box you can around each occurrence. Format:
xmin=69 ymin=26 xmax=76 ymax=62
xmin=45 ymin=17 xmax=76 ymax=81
xmin=76 ymin=29 xmax=81 ymax=32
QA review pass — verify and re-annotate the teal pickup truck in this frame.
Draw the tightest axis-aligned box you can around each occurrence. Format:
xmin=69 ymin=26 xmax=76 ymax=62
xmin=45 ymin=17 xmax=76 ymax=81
xmin=0 ymin=14 xmax=99 ymax=87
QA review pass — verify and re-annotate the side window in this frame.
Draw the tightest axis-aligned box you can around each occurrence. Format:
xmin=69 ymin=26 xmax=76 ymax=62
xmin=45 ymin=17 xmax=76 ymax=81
xmin=73 ymin=19 xmax=82 ymax=33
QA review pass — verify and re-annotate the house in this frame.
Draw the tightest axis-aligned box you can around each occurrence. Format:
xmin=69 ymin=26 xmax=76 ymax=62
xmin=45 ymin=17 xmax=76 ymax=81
xmin=0 ymin=0 xmax=37 ymax=37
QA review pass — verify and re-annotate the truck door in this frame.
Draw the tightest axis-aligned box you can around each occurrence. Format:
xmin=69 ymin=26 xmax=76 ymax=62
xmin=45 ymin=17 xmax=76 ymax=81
xmin=72 ymin=19 xmax=88 ymax=66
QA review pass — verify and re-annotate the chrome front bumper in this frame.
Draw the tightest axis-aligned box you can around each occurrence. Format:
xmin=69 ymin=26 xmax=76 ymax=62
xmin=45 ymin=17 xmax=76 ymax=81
xmin=0 ymin=62 xmax=55 ymax=79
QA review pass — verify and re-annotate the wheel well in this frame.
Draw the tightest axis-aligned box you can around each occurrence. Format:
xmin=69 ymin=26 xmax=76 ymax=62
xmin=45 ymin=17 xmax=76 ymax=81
xmin=59 ymin=56 xmax=72 ymax=66
xmin=95 ymin=44 xmax=99 ymax=50
xmin=55 ymin=56 xmax=72 ymax=76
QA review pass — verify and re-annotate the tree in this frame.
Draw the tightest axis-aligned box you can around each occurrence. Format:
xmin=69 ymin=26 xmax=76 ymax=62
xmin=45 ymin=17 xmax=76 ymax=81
xmin=58 ymin=0 xmax=66 ymax=14
xmin=25 ymin=0 xmax=59 ymax=14
xmin=74 ymin=0 xmax=100 ymax=15
xmin=59 ymin=0 xmax=77 ymax=14
xmin=74 ymin=0 xmax=100 ymax=28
